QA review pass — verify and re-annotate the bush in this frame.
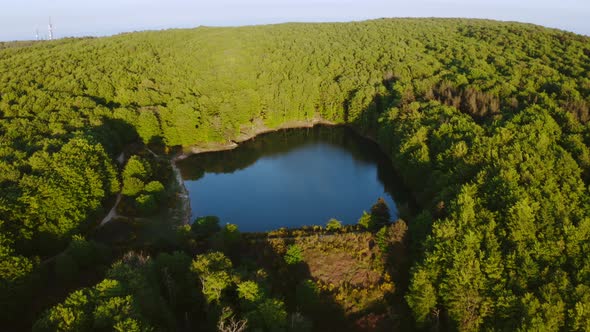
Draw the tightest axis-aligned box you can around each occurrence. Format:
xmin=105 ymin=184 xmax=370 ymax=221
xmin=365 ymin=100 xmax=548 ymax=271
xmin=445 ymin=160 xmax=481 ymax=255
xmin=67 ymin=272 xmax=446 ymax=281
xmin=326 ymin=218 xmax=342 ymax=231
xmin=237 ymin=281 xmax=263 ymax=304
xmin=122 ymin=177 xmax=144 ymax=197
xmin=212 ymin=223 xmax=242 ymax=255
xmin=221 ymin=223 xmax=240 ymax=243
xmin=67 ymin=235 xmax=96 ymax=269
xmin=122 ymin=156 xmax=150 ymax=180
xmin=135 ymin=194 xmax=157 ymax=215
xmin=144 ymin=180 xmax=164 ymax=194
xmin=295 ymin=279 xmax=320 ymax=313
xmin=144 ymin=180 xmax=165 ymax=200
xmin=284 ymin=245 xmax=303 ymax=265
xmin=357 ymin=211 xmax=374 ymax=230
xmin=375 ymin=226 xmax=389 ymax=253
xmin=191 ymin=216 xmax=221 ymax=237
xmin=246 ymin=298 xmax=288 ymax=331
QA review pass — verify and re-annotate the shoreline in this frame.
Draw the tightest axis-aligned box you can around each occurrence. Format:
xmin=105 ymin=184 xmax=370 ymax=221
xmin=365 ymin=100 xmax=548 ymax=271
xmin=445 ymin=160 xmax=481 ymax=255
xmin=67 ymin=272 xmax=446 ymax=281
xmin=172 ymin=118 xmax=337 ymax=161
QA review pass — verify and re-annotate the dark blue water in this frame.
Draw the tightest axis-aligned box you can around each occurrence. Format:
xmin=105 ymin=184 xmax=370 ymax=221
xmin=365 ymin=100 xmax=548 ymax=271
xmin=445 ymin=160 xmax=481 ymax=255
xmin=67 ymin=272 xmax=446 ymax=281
xmin=177 ymin=126 xmax=410 ymax=232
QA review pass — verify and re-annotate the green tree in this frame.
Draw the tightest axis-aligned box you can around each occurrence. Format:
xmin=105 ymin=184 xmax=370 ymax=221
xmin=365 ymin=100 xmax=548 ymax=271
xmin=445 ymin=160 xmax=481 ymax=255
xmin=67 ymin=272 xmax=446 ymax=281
xmin=135 ymin=194 xmax=157 ymax=215
xmin=191 ymin=252 xmax=233 ymax=304
xmin=246 ymin=298 xmax=288 ymax=331
xmin=370 ymin=198 xmax=391 ymax=228
xmin=123 ymin=156 xmax=151 ymax=181
xmin=237 ymin=281 xmax=263 ymax=304
xmin=357 ymin=211 xmax=374 ymax=230
xmin=136 ymin=109 xmax=161 ymax=144
xmin=122 ymin=177 xmax=145 ymax=197
xmin=406 ymin=269 xmax=438 ymax=326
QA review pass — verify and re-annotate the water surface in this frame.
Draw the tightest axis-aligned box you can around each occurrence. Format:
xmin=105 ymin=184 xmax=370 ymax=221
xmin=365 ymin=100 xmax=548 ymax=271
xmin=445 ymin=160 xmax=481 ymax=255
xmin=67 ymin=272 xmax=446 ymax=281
xmin=177 ymin=126 xmax=410 ymax=232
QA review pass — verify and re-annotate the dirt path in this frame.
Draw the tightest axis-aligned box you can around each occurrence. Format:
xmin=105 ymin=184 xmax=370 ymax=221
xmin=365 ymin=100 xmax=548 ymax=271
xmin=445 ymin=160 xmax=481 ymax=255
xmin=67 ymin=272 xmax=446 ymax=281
xmin=99 ymin=193 xmax=122 ymax=226
xmin=147 ymin=147 xmax=191 ymax=224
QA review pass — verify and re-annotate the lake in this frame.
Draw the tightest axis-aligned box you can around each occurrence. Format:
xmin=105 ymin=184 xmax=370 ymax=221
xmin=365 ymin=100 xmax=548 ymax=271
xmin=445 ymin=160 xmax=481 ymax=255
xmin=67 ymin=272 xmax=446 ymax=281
xmin=176 ymin=126 xmax=411 ymax=232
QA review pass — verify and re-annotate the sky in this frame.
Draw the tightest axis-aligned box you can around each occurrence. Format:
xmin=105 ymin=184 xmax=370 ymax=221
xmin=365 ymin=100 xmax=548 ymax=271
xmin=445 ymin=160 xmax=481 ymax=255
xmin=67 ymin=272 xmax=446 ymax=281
xmin=0 ymin=0 xmax=589 ymax=41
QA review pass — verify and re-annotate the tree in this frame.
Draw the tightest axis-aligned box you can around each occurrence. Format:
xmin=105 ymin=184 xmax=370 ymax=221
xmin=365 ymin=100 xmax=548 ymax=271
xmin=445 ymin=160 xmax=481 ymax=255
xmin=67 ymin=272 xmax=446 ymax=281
xmin=122 ymin=177 xmax=145 ymax=197
xmin=246 ymin=298 xmax=288 ymax=331
xmin=66 ymin=235 xmax=101 ymax=269
xmin=406 ymin=269 xmax=438 ymax=326
xmin=33 ymin=289 xmax=93 ymax=332
xmin=136 ymin=109 xmax=161 ymax=144
xmin=370 ymin=198 xmax=391 ymax=226
xmin=211 ymin=223 xmax=242 ymax=254
xmin=357 ymin=211 xmax=374 ymax=230
xmin=191 ymin=252 xmax=233 ymax=304
xmin=237 ymin=281 xmax=263 ymax=304
xmin=218 ymin=307 xmax=248 ymax=332
xmin=123 ymin=156 xmax=151 ymax=181
xmin=144 ymin=181 xmax=165 ymax=200
xmin=135 ymin=193 xmax=157 ymax=215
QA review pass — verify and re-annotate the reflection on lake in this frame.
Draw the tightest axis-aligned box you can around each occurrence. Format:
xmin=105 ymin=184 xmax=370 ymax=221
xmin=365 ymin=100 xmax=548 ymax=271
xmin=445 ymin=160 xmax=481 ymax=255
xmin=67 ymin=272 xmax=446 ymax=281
xmin=176 ymin=126 xmax=411 ymax=232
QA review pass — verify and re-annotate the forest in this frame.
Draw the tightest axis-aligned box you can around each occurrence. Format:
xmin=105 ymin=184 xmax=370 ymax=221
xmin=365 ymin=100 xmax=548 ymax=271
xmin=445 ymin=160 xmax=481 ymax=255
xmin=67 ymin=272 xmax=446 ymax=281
xmin=1 ymin=18 xmax=590 ymax=331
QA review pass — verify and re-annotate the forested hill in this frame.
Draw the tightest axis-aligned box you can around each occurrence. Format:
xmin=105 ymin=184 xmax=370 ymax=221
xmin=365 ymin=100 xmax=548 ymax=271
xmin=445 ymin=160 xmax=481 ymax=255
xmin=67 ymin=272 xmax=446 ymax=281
xmin=1 ymin=18 xmax=590 ymax=330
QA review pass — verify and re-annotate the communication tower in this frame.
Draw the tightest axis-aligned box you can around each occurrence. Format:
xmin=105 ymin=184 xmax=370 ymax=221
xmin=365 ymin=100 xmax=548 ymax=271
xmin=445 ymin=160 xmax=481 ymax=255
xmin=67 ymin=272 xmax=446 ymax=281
xmin=48 ymin=17 xmax=53 ymax=40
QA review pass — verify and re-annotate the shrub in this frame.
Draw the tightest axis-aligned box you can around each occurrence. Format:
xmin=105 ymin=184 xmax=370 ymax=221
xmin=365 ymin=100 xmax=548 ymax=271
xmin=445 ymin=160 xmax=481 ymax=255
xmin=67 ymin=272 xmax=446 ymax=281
xmin=191 ymin=216 xmax=220 ymax=237
xmin=67 ymin=235 xmax=96 ymax=269
xmin=237 ymin=281 xmax=263 ymax=304
xmin=246 ymin=298 xmax=287 ymax=331
xmin=144 ymin=180 xmax=165 ymax=200
xmin=211 ymin=223 xmax=242 ymax=255
xmin=375 ymin=226 xmax=389 ymax=253
xmin=135 ymin=193 xmax=157 ymax=215
xmin=122 ymin=177 xmax=144 ymax=197
xmin=284 ymin=245 xmax=303 ymax=265
xmin=358 ymin=211 xmax=374 ymax=230
xmin=326 ymin=218 xmax=342 ymax=231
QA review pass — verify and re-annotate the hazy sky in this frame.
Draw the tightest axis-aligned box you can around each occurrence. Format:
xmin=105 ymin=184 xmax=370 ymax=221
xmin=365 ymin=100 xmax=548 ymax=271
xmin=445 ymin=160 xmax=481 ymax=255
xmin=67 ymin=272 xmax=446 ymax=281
xmin=1 ymin=0 xmax=588 ymax=41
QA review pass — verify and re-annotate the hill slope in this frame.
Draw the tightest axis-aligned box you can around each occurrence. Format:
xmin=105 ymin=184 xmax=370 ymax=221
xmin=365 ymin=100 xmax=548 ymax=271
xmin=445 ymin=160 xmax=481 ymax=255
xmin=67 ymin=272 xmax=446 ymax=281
xmin=1 ymin=18 xmax=590 ymax=330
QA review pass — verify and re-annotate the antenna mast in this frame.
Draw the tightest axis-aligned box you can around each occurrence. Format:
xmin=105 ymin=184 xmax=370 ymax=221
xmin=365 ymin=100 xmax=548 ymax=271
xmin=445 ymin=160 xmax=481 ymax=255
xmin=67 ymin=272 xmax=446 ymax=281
xmin=48 ymin=17 xmax=53 ymax=40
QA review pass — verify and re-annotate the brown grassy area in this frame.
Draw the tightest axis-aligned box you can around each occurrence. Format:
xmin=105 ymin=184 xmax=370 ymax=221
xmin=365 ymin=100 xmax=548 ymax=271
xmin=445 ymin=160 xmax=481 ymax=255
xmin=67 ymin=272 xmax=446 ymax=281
xmin=296 ymin=232 xmax=394 ymax=321
xmin=241 ymin=222 xmax=412 ymax=331
xmin=299 ymin=233 xmax=381 ymax=287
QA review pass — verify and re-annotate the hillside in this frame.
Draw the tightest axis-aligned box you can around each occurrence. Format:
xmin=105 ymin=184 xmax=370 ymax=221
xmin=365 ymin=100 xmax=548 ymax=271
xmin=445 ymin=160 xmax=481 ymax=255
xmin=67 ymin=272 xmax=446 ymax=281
xmin=1 ymin=18 xmax=590 ymax=331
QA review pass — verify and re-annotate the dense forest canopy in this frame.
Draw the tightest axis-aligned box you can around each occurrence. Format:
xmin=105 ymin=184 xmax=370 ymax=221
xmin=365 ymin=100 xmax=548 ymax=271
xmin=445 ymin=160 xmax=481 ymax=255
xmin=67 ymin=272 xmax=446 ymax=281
xmin=1 ymin=18 xmax=590 ymax=330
